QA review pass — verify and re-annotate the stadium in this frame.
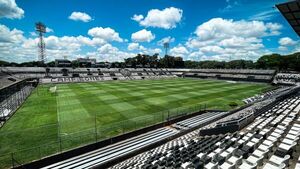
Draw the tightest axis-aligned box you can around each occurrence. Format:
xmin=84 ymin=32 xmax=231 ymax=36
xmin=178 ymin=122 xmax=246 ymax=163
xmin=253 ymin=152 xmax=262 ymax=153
xmin=1 ymin=0 xmax=300 ymax=169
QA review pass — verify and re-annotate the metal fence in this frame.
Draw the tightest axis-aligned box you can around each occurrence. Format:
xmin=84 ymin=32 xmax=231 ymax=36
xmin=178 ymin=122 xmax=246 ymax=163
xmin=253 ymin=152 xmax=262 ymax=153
xmin=0 ymin=103 xmax=229 ymax=169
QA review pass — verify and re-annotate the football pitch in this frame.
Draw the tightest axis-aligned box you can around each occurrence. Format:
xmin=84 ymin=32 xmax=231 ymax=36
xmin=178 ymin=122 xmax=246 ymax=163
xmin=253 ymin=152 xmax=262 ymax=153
xmin=0 ymin=78 xmax=271 ymax=167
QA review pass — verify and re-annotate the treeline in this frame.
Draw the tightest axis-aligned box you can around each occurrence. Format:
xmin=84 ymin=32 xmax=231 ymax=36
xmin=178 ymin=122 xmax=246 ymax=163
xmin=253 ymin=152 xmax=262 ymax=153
xmin=124 ymin=54 xmax=184 ymax=68
xmin=1 ymin=52 xmax=300 ymax=71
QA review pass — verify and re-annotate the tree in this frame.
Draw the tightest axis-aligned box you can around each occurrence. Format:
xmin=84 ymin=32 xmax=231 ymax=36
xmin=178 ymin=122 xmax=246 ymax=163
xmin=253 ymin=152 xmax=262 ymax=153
xmin=256 ymin=54 xmax=282 ymax=70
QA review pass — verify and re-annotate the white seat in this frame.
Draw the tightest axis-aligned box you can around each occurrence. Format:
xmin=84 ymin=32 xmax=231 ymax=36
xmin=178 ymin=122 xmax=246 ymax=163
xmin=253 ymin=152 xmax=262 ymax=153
xmin=238 ymin=160 xmax=257 ymax=169
xmin=220 ymin=151 xmax=231 ymax=160
xmin=269 ymin=155 xmax=290 ymax=167
xmin=228 ymin=155 xmax=242 ymax=166
xmin=247 ymin=155 xmax=263 ymax=166
xmin=263 ymin=162 xmax=285 ymax=169
xmin=181 ymin=162 xmax=191 ymax=169
xmin=204 ymin=162 xmax=218 ymax=169
xmin=253 ymin=149 xmax=267 ymax=159
xmin=220 ymin=161 xmax=235 ymax=169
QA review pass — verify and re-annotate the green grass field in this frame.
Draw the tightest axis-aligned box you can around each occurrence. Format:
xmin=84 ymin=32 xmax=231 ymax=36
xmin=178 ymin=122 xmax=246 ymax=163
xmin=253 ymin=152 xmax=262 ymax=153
xmin=0 ymin=78 xmax=271 ymax=168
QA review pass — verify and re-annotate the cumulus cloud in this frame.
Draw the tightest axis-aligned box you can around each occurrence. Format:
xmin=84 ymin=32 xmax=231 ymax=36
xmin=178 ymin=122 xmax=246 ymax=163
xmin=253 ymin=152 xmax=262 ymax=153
xmin=88 ymin=27 xmax=123 ymax=42
xmin=131 ymin=29 xmax=155 ymax=42
xmin=69 ymin=12 xmax=92 ymax=22
xmin=279 ymin=37 xmax=297 ymax=46
xmin=0 ymin=24 xmax=24 ymax=43
xmin=128 ymin=42 xmax=140 ymax=51
xmin=170 ymin=45 xmax=189 ymax=57
xmin=278 ymin=46 xmax=288 ymax=51
xmin=188 ymin=50 xmax=204 ymax=60
xmin=97 ymin=44 xmax=135 ymax=62
xmin=157 ymin=36 xmax=175 ymax=46
xmin=132 ymin=7 xmax=183 ymax=29
xmin=0 ymin=24 xmax=93 ymax=62
xmin=127 ymin=42 xmax=161 ymax=55
xmin=0 ymin=0 xmax=24 ymax=19
xmin=186 ymin=18 xmax=282 ymax=61
xmin=0 ymin=24 xmax=136 ymax=63
xmin=194 ymin=18 xmax=281 ymax=41
xmin=278 ymin=37 xmax=297 ymax=52
xmin=131 ymin=14 xmax=144 ymax=22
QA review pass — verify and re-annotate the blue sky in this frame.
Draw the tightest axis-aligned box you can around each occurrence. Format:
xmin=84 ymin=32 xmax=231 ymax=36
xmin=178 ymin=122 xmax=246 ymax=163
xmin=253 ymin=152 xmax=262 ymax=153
xmin=0 ymin=0 xmax=299 ymax=63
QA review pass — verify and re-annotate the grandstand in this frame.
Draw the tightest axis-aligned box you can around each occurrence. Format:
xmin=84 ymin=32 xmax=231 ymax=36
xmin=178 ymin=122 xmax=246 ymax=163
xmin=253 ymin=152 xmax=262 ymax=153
xmin=2 ymin=67 xmax=276 ymax=83
xmin=274 ymin=73 xmax=300 ymax=85
xmin=0 ymin=68 xmax=37 ymax=127
xmin=109 ymin=89 xmax=300 ymax=169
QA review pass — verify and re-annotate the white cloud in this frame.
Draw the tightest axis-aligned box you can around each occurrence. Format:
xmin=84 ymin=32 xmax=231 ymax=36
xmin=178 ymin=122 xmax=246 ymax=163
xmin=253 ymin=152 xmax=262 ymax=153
xmin=0 ymin=24 xmax=101 ymax=63
xmin=69 ymin=12 xmax=92 ymax=22
xmin=279 ymin=37 xmax=297 ymax=46
xmin=131 ymin=14 xmax=144 ymax=22
xmin=249 ymin=10 xmax=277 ymax=21
xmin=278 ymin=46 xmax=287 ymax=51
xmin=219 ymin=0 xmax=239 ymax=13
xmin=128 ymin=42 xmax=140 ymax=51
xmin=0 ymin=0 xmax=24 ymax=19
xmin=186 ymin=18 xmax=282 ymax=61
xmin=170 ymin=45 xmax=189 ymax=57
xmin=0 ymin=24 xmax=138 ymax=63
xmin=46 ymin=27 xmax=54 ymax=33
xmin=97 ymin=44 xmax=135 ymax=62
xmin=144 ymin=48 xmax=162 ymax=55
xmin=131 ymin=29 xmax=155 ymax=42
xmin=127 ymin=42 xmax=161 ymax=55
xmin=187 ymin=50 xmax=204 ymax=60
xmin=30 ymin=32 xmax=37 ymax=37
xmin=194 ymin=18 xmax=281 ymax=41
xmin=157 ymin=36 xmax=175 ymax=46
xmin=200 ymin=46 xmax=224 ymax=54
xmin=0 ymin=24 xmax=24 ymax=43
xmin=88 ymin=27 xmax=123 ymax=42
xmin=133 ymin=7 xmax=183 ymax=29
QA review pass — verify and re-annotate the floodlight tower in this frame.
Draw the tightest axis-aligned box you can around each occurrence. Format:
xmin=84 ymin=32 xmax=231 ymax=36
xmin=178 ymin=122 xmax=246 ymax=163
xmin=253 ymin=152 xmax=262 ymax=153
xmin=163 ymin=42 xmax=169 ymax=56
xmin=35 ymin=22 xmax=46 ymax=64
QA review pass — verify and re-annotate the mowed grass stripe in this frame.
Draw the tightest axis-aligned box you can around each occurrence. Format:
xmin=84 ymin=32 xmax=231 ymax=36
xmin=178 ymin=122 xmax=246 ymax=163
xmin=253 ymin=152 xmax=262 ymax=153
xmin=141 ymin=84 xmax=263 ymax=113
xmin=58 ymin=85 xmax=96 ymax=133
xmin=58 ymin=80 xmax=238 ymax=128
xmin=86 ymin=81 xmax=242 ymax=104
xmin=65 ymin=79 xmax=222 ymax=94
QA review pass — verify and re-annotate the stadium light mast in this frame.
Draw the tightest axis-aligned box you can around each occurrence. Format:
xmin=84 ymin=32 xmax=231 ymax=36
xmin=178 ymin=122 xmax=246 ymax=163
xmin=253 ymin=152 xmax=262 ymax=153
xmin=35 ymin=22 xmax=46 ymax=64
xmin=163 ymin=42 xmax=169 ymax=56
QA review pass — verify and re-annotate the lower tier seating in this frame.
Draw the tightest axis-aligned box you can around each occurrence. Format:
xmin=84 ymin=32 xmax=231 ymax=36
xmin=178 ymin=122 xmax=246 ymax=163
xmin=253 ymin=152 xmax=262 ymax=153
xmin=111 ymin=96 xmax=300 ymax=169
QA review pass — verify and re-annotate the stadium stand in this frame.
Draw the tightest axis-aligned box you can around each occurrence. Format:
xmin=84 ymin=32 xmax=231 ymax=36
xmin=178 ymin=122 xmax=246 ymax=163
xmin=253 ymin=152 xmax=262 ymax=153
xmin=0 ymin=68 xmax=22 ymax=89
xmin=274 ymin=73 xmax=300 ymax=85
xmin=169 ymin=69 xmax=276 ymax=83
xmin=242 ymin=87 xmax=292 ymax=104
xmin=0 ymin=78 xmax=36 ymax=127
xmin=2 ymin=67 xmax=277 ymax=84
xmin=110 ymin=95 xmax=300 ymax=169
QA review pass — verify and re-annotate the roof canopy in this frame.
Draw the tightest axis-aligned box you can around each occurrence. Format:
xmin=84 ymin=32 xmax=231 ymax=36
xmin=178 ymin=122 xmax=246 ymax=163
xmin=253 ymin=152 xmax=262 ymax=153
xmin=276 ymin=1 xmax=300 ymax=36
